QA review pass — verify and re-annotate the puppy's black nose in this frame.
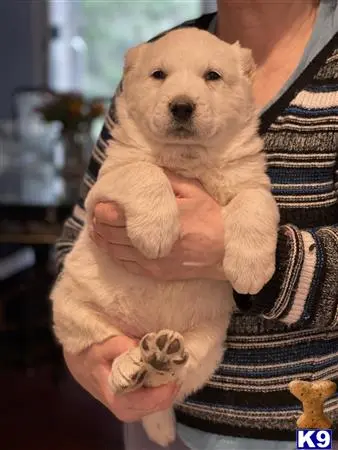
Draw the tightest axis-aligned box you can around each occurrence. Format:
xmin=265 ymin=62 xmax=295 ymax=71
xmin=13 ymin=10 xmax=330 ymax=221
xmin=169 ymin=98 xmax=195 ymax=121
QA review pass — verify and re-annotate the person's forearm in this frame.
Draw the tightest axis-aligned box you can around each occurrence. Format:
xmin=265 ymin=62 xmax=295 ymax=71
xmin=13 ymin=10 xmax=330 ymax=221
xmin=234 ymin=223 xmax=338 ymax=328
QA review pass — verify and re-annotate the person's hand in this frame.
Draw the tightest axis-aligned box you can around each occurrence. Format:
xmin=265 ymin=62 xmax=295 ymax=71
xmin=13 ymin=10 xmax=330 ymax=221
xmin=90 ymin=171 xmax=226 ymax=281
xmin=64 ymin=336 xmax=179 ymax=422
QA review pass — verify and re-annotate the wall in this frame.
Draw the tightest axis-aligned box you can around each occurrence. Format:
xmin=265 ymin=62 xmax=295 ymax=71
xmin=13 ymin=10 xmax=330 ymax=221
xmin=0 ymin=0 xmax=48 ymax=119
xmin=0 ymin=0 xmax=214 ymax=119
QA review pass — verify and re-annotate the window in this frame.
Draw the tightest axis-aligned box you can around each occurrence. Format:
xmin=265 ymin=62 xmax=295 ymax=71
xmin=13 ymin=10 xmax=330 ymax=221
xmin=48 ymin=0 xmax=216 ymax=138
xmin=48 ymin=0 xmax=211 ymax=98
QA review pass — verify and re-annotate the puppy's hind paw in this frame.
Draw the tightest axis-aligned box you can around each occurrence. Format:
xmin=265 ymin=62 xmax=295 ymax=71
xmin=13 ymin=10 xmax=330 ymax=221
xmin=109 ymin=346 xmax=147 ymax=394
xmin=140 ymin=329 xmax=189 ymax=378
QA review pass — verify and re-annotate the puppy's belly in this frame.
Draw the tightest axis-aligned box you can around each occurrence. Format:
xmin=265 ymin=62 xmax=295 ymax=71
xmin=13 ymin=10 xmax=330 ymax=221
xmin=63 ymin=227 xmax=233 ymax=340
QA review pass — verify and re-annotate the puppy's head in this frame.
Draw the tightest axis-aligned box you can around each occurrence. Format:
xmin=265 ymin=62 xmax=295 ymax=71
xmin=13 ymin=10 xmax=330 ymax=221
xmin=121 ymin=28 xmax=256 ymax=146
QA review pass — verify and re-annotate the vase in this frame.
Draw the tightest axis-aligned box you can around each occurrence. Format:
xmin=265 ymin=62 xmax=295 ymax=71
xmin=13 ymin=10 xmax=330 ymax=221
xmin=60 ymin=128 xmax=93 ymax=181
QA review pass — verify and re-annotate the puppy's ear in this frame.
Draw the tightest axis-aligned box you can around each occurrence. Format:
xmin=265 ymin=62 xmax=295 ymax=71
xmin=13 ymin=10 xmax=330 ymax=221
xmin=233 ymin=41 xmax=256 ymax=81
xmin=124 ymin=43 xmax=147 ymax=75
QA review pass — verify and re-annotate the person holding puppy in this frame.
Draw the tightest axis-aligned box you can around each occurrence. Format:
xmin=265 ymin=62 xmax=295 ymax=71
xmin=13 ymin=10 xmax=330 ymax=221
xmin=54 ymin=1 xmax=338 ymax=449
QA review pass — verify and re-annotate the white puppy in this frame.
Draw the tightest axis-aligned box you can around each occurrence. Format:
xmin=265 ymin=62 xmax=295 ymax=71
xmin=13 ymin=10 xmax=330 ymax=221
xmin=51 ymin=28 xmax=280 ymax=447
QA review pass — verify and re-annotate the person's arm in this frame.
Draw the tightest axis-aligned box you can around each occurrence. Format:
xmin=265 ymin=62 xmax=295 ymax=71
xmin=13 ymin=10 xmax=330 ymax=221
xmin=234 ymin=220 xmax=338 ymax=328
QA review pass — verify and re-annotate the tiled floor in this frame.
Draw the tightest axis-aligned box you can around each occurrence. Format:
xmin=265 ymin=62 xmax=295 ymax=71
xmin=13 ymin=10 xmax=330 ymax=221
xmin=1 ymin=364 xmax=124 ymax=450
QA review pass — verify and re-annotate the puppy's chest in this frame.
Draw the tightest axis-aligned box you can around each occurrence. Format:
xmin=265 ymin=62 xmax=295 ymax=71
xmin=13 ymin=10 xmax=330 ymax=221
xmin=157 ymin=150 xmax=205 ymax=175
xmin=156 ymin=153 xmax=231 ymax=206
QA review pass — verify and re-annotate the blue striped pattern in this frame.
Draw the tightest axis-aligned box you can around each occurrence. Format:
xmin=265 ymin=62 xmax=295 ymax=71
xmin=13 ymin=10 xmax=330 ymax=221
xmin=285 ymin=106 xmax=338 ymax=116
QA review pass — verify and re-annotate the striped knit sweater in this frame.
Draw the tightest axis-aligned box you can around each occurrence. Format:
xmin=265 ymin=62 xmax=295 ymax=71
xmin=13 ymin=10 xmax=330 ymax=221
xmin=54 ymin=14 xmax=338 ymax=441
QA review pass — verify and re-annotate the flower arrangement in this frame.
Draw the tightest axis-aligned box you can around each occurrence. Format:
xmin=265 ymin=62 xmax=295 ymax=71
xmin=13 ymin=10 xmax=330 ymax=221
xmin=36 ymin=92 xmax=106 ymax=133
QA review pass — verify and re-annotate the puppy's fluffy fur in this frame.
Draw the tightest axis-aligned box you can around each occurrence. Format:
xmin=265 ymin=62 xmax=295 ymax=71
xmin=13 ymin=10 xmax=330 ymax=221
xmin=51 ymin=28 xmax=280 ymax=446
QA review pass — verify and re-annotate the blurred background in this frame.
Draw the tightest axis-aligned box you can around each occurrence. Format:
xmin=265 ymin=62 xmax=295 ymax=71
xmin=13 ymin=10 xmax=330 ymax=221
xmin=0 ymin=1 xmax=216 ymax=449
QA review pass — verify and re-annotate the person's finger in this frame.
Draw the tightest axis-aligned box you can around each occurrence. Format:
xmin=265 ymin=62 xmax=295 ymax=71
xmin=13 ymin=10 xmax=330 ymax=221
xmin=89 ymin=231 xmax=137 ymax=262
xmin=120 ymin=382 xmax=178 ymax=410
xmin=94 ymin=222 xmax=131 ymax=246
xmin=109 ymin=382 xmax=178 ymax=421
xmin=120 ymin=260 xmax=150 ymax=277
xmin=90 ymin=230 xmax=196 ymax=281
xmin=163 ymin=169 xmax=202 ymax=197
xmin=89 ymin=232 xmax=151 ymax=276
xmin=98 ymin=335 xmax=139 ymax=362
xmin=65 ymin=338 xmax=179 ymax=423
xmin=111 ymin=244 xmax=147 ymax=263
xmin=97 ymin=358 xmax=178 ymax=421
xmin=89 ymin=229 xmax=109 ymax=251
xmin=85 ymin=337 xmax=139 ymax=408
xmin=89 ymin=230 xmax=125 ymax=259
xmin=94 ymin=202 xmax=126 ymax=227
xmin=63 ymin=351 xmax=113 ymax=411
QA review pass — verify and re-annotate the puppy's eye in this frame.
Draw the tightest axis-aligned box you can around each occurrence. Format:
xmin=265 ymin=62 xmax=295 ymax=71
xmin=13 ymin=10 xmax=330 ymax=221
xmin=151 ymin=70 xmax=167 ymax=80
xmin=204 ymin=71 xmax=222 ymax=81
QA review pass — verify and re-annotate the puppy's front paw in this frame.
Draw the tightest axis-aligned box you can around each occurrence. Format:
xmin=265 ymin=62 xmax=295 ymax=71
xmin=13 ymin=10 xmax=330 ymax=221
xmin=127 ymin=212 xmax=180 ymax=259
xmin=223 ymin=235 xmax=276 ymax=295
xmin=221 ymin=189 xmax=279 ymax=295
xmin=142 ymin=409 xmax=176 ymax=447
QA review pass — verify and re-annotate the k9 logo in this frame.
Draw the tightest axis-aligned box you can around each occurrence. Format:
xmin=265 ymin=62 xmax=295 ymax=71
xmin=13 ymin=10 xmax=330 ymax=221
xmin=296 ymin=429 xmax=333 ymax=449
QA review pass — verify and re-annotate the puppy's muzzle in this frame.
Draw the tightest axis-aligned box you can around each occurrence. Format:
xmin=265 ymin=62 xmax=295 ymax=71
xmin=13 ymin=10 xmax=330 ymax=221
xmin=169 ymin=96 xmax=195 ymax=122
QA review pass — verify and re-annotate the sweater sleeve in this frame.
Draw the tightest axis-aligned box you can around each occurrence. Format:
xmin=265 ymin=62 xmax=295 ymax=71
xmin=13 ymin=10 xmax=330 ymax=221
xmin=234 ymin=219 xmax=338 ymax=329
xmin=54 ymin=95 xmax=118 ymax=273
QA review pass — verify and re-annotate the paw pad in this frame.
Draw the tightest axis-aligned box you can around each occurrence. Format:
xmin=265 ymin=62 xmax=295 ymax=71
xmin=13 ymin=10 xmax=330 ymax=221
xmin=140 ymin=329 xmax=188 ymax=374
